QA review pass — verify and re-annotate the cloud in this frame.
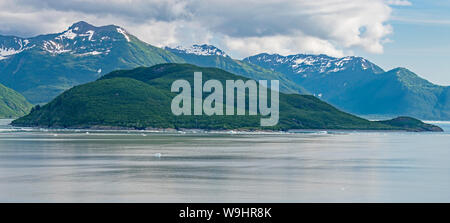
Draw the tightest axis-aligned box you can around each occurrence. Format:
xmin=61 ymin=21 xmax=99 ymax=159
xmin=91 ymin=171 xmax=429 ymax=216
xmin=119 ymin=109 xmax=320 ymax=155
xmin=385 ymin=0 xmax=412 ymax=6
xmin=223 ymin=33 xmax=346 ymax=58
xmin=0 ymin=0 xmax=395 ymax=58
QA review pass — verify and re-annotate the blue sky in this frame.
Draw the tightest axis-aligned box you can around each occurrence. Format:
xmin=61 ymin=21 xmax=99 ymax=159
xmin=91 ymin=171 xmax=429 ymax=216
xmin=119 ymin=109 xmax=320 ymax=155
xmin=0 ymin=0 xmax=448 ymax=85
xmin=358 ymin=0 xmax=450 ymax=85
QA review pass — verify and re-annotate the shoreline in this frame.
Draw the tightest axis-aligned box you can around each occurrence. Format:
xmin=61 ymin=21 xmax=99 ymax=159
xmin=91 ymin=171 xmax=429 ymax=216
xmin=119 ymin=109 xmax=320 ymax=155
xmin=3 ymin=119 xmax=445 ymax=133
xmin=2 ymin=125 xmax=440 ymax=134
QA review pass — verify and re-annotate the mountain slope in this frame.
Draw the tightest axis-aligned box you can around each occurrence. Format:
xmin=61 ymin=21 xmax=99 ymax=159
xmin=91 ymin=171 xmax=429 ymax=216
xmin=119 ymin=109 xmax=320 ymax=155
xmin=12 ymin=64 xmax=441 ymax=131
xmin=338 ymin=68 xmax=450 ymax=119
xmin=165 ymin=45 xmax=308 ymax=94
xmin=0 ymin=21 xmax=183 ymax=103
xmin=0 ymin=83 xmax=32 ymax=118
xmin=244 ymin=53 xmax=450 ymax=120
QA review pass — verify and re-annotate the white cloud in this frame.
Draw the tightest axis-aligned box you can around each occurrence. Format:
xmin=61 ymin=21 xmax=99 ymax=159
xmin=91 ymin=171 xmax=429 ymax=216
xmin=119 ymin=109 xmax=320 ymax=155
xmin=385 ymin=0 xmax=412 ymax=6
xmin=223 ymin=34 xmax=346 ymax=58
xmin=0 ymin=0 xmax=396 ymax=58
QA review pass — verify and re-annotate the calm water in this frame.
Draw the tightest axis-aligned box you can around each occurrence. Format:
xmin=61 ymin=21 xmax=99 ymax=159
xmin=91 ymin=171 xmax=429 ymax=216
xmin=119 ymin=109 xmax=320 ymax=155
xmin=0 ymin=119 xmax=449 ymax=202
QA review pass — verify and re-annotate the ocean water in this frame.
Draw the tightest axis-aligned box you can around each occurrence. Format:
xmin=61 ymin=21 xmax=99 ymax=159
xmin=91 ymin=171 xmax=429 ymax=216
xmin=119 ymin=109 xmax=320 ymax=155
xmin=0 ymin=119 xmax=449 ymax=202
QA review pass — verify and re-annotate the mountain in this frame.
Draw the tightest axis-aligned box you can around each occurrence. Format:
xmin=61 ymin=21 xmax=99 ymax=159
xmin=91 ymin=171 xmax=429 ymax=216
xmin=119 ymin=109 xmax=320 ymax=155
xmin=244 ymin=53 xmax=385 ymax=76
xmin=339 ymin=67 xmax=450 ymax=119
xmin=0 ymin=83 xmax=32 ymax=118
xmin=244 ymin=53 xmax=450 ymax=120
xmin=165 ymin=45 xmax=308 ymax=94
xmin=12 ymin=63 xmax=441 ymax=131
xmin=0 ymin=21 xmax=183 ymax=104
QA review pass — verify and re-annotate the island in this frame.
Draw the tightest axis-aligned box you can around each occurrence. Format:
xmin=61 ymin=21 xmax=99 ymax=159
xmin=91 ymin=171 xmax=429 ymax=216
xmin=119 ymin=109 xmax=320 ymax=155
xmin=12 ymin=63 xmax=443 ymax=132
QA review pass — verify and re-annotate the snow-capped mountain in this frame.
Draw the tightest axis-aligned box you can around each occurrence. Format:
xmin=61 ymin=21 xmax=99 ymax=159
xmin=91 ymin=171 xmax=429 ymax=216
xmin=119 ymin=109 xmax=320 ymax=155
xmin=0 ymin=21 xmax=182 ymax=103
xmin=0 ymin=21 xmax=133 ymax=60
xmin=244 ymin=53 xmax=384 ymax=77
xmin=165 ymin=44 xmax=229 ymax=57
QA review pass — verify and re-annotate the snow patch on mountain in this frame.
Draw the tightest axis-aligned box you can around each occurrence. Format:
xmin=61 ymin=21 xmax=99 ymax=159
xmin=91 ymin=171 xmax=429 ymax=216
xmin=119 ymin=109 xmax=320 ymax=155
xmin=0 ymin=47 xmax=22 ymax=60
xmin=56 ymin=29 xmax=77 ymax=40
xmin=167 ymin=44 xmax=228 ymax=57
xmin=0 ymin=38 xmax=34 ymax=60
xmin=43 ymin=40 xmax=71 ymax=54
xmin=79 ymin=30 xmax=95 ymax=41
xmin=76 ymin=51 xmax=104 ymax=56
xmin=246 ymin=53 xmax=381 ymax=75
xmin=116 ymin=28 xmax=130 ymax=42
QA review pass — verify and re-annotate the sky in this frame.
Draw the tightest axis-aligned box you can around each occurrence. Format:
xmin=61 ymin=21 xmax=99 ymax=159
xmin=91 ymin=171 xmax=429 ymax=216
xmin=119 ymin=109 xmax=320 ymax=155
xmin=0 ymin=0 xmax=448 ymax=85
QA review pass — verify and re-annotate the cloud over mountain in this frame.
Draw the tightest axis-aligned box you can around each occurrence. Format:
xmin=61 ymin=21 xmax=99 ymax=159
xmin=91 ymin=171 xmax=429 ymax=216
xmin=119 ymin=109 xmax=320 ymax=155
xmin=0 ymin=0 xmax=394 ymax=58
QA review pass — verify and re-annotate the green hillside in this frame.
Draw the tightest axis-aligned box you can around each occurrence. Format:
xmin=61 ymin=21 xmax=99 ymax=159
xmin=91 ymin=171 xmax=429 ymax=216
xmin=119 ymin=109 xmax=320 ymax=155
xmin=0 ymin=83 xmax=32 ymax=118
xmin=334 ymin=68 xmax=450 ymax=120
xmin=12 ymin=64 xmax=441 ymax=131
